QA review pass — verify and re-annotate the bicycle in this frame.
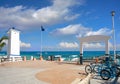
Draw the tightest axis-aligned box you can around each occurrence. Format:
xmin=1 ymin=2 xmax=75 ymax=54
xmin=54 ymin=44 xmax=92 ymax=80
xmin=85 ymin=62 xmax=101 ymax=74
xmin=100 ymin=63 xmax=120 ymax=80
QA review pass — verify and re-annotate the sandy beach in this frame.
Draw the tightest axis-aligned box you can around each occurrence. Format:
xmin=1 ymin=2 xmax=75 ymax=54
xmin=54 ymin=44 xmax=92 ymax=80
xmin=0 ymin=60 xmax=87 ymax=84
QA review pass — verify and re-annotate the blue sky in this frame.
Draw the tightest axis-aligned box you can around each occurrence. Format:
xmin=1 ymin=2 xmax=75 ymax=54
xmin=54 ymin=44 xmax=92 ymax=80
xmin=0 ymin=0 xmax=120 ymax=51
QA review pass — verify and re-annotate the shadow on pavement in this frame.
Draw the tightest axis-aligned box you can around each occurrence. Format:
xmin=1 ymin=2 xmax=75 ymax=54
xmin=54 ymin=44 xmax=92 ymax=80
xmin=111 ymin=77 xmax=120 ymax=84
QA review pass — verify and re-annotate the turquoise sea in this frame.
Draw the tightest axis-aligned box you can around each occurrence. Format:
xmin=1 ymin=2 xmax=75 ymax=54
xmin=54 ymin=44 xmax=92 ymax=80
xmin=0 ymin=51 xmax=120 ymax=61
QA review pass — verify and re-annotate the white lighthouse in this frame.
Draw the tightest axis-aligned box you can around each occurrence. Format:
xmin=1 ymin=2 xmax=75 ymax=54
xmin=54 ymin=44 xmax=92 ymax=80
xmin=7 ymin=28 xmax=21 ymax=61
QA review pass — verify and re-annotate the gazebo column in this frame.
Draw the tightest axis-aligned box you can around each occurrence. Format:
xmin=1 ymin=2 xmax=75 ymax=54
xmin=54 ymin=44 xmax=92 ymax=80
xmin=105 ymin=40 xmax=109 ymax=56
xmin=80 ymin=42 xmax=83 ymax=64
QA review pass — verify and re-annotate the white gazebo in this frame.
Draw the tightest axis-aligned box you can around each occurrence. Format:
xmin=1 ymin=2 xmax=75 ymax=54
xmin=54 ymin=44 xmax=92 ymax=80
xmin=7 ymin=28 xmax=21 ymax=61
xmin=79 ymin=35 xmax=111 ymax=64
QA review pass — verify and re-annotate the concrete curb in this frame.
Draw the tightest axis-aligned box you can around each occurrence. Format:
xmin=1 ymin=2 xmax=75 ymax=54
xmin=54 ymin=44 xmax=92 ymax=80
xmin=71 ymin=74 xmax=92 ymax=84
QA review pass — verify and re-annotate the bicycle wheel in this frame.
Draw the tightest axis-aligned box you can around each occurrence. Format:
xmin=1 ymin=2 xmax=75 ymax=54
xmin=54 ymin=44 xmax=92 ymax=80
xmin=105 ymin=67 xmax=120 ymax=77
xmin=100 ymin=69 xmax=111 ymax=80
xmin=85 ymin=65 xmax=92 ymax=74
xmin=93 ymin=65 xmax=102 ymax=73
xmin=104 ymin=68 xmax=113 ymax=75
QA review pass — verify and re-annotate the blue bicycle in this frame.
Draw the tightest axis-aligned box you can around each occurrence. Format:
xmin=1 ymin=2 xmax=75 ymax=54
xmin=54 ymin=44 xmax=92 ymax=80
xmin=100 ymin=63 xmax=120 ymax=80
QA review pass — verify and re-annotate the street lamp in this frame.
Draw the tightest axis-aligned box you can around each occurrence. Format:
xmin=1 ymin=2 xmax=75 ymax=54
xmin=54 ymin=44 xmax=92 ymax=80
xmin=111 ymin=11 xmax=116 ymax=61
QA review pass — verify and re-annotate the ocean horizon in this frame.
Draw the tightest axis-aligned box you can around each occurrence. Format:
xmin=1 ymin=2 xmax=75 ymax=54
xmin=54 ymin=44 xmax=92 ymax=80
xmin=0 ymin=51 xmax=120 ymax=61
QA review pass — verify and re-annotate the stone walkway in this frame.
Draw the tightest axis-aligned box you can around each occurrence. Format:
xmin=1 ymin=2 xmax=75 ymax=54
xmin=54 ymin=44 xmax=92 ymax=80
xmin=0 ymin=67 xmax=49 ymax=84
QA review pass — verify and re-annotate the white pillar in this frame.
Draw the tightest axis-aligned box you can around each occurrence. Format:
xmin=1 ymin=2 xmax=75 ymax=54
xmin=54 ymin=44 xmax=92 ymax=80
xmin=80 ymin=42 xmax=83 ymax=54
xmin=105 ymin=40 xmax=109 ymax=55
xmin=80 ymin=42 xmax=83 ymax=64
xmin=7 ymin=28 xmax=21 ymax=60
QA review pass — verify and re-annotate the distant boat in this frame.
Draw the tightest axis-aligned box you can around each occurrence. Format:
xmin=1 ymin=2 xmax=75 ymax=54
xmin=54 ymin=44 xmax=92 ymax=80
xmin=54 ymin=55 xmax=61 ymax=58
xmin=69 ymin=55 xmax=78 ymax=62
xmin=71 ymin=58 xmax=79 ymax=62
xmin=70 ymin=55 xmax=78 ymax=57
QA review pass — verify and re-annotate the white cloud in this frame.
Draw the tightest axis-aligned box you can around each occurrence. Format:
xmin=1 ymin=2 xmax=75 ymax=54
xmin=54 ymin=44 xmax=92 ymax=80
xmin=83 ymin=43 xmax=105 ymax=49
xmin=51 ymin=24 xmax=90 ymax=35
xmin=57 ymin=42 xmax=120 ymax=51
xmin=20 ymin=41 xmax=31 ymax=48
xmin=85 ymin=28 xmax=112 ymax=36
xmin=64 ymin=14 xmax=80 ymax=21
xmin=0 ymin=0 xmax=84 ymax=30
xmin=59 ymin=42 xmax=78 ymax=48
xmin=51 ymin=24 xmax=112 ymax=37
xmin=2 ymin=40 xmax=31 ymax=48
xmin=82 ymin=42 xmax=114 ymax=50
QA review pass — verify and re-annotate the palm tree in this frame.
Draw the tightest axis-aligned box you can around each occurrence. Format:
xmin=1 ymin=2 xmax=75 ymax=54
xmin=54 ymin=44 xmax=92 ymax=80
xmin=0 ymin=36 xmax=8 ymax=51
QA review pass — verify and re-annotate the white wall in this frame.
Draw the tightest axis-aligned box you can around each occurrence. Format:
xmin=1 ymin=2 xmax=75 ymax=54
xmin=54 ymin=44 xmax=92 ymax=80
xmin=7 ymin=29 xmax=20 ymax=58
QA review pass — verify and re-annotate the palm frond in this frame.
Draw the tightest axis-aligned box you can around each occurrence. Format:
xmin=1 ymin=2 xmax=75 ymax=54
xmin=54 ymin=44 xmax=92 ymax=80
xmin=0 ymin=42 xmax=6 ymax=51
xmin=0 ymin=36 xmax=8 ymax=51
xmin=0 ymin=36 xmax=8 ymax=43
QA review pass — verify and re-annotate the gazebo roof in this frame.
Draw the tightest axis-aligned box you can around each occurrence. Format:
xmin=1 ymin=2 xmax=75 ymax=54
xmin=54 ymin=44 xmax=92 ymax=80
xmin=80 ymin=35 xmax=111 ymax=43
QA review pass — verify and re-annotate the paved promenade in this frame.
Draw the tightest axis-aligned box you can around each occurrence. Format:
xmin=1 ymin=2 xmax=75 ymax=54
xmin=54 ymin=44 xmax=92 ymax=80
xmin=0 ymin=67 xmax=49 ymax=84
xmin=0 ymin=61 xmax=86 ymax=84
xmin=2 ymin=61 xmax=119 ymax=84
xmin=90 ymin=74 xmax=120 ymax=84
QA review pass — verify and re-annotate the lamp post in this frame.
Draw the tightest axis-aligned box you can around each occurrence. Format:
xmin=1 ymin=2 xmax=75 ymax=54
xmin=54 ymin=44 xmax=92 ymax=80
xmin=111 ymin=11 xmax=116 ymax=61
